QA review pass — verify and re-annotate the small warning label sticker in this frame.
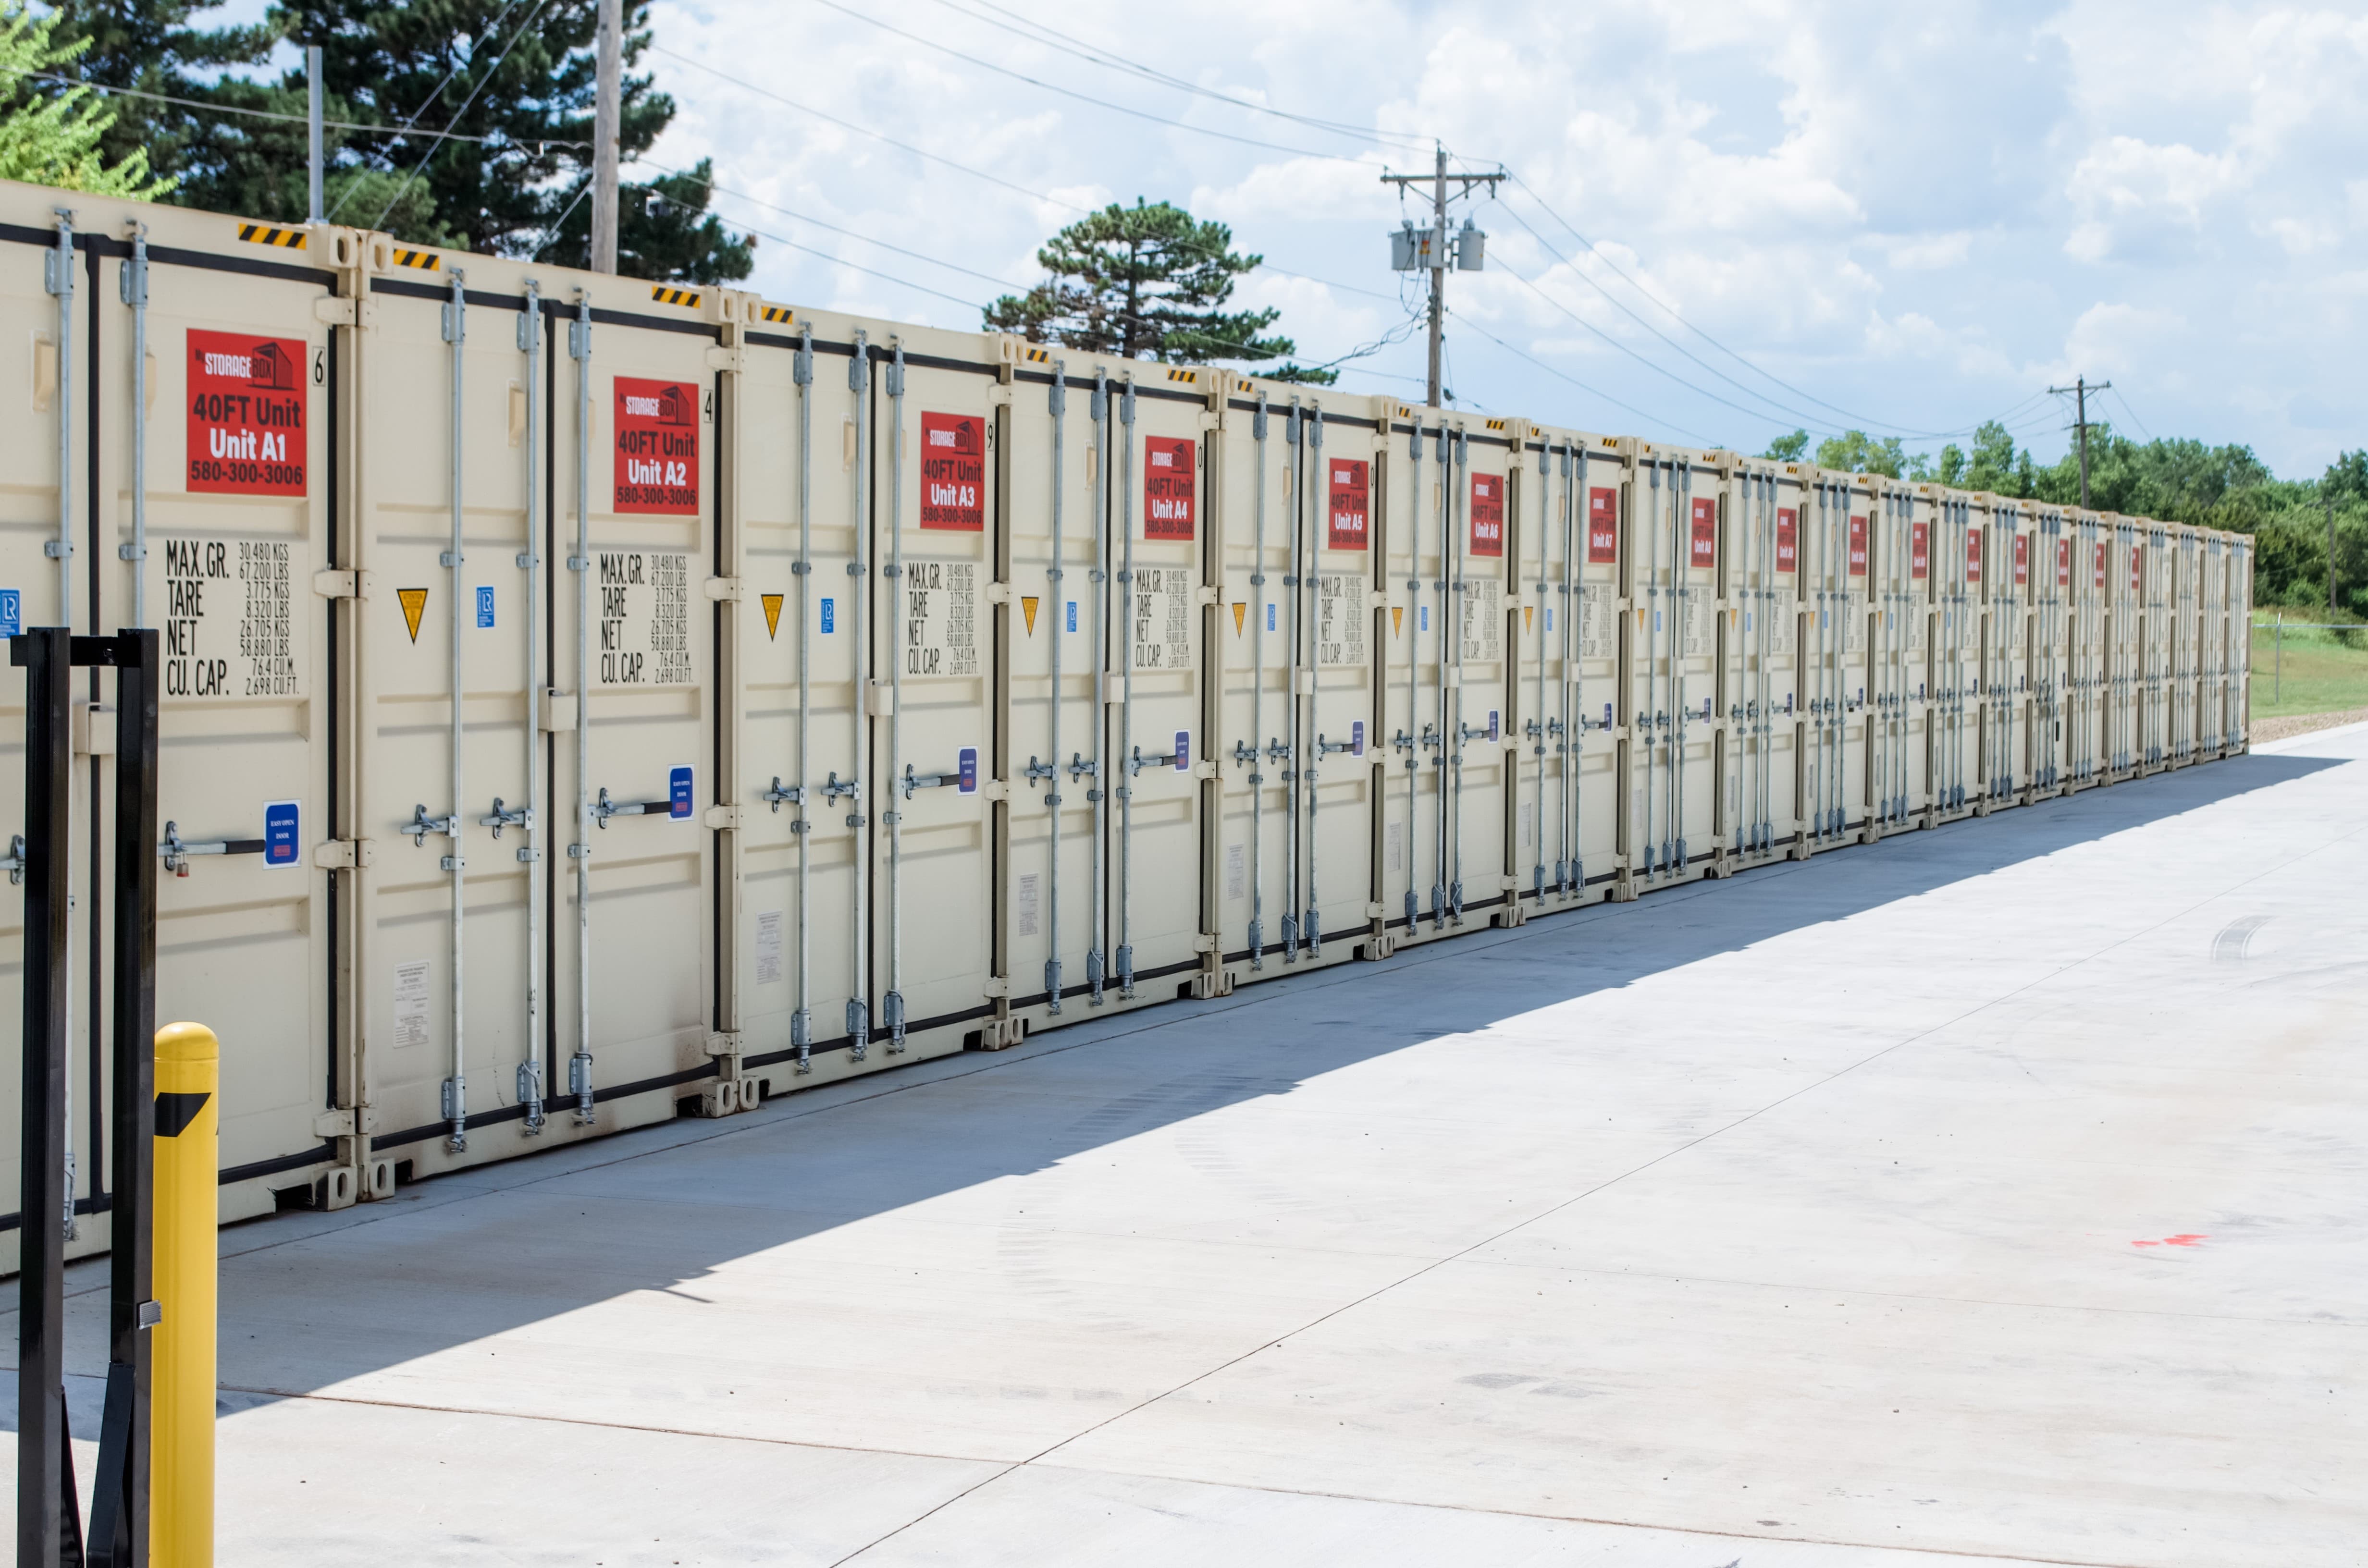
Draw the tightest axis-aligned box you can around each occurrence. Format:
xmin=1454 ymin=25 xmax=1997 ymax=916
xmin=1469 ymin=472 xmax=1504 ymax=557
xmin=1327 ymin=458 xmax=1369 ymax=550
xmin=185 ymin=328 xmax=308 ymax=496
xmin=1144 ymin=436 xmax=1196 ymax=539
xmin=613 ymin=377 xmax=700 ymax=514
xmin=919 ymin=412 xmax=985 ymax=530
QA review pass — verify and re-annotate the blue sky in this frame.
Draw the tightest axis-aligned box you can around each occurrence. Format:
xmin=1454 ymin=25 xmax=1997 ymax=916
xmin=221 ymin=0 xmax=2368 ymax=476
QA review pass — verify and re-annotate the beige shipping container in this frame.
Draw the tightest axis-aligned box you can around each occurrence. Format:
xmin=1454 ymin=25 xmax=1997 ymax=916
xmin=1790 ymin=469 xmax=1871 ymax=851
xmin=1 ymin=194 xmax=348 ymax=1264
xmin=1624 ymin=442 xmax=1725 ymax=889
xmin=1724 ymin=461 xmax=1799 ymax=863
xmin=1982 ymin=498 xmax=2037 ymax=802
xmin=1929 ymin=488 xmax=1983 ymax=819
xmin=1505 ymin=424 xmax=1624 ymax=909
xmin=1869 ymin=479 xmax=1923 ymax=835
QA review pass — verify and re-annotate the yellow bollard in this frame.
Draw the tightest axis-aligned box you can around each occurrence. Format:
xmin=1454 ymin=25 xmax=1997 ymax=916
xmin=152 ymin=1021 xmax=218 ymax=1567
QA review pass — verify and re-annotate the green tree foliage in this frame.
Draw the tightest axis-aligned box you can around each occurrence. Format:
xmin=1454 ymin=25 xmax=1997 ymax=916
xmin=1761 ymin=429 xmax=1809 ymax=461
xmin=988 ymin=199 xmax=1334 ymax=384
xmin=38 ymin=0 xmax=277 ymax=190
xmin=43 ymin=0 xmax=749 ymax=282
xmin=0 ymin=1 xmax=172 ymax=196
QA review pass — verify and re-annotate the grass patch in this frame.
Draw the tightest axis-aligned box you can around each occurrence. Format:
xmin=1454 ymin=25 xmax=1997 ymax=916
xmin=2250 ymin=617 xmax=2368 ymax=718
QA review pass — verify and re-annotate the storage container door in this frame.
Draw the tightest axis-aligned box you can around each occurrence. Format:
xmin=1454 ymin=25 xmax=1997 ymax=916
xmin=1573 ymin=442 xmax=1625 ymax=888
xmin=1305 ymin=413 xmax=1376 ymax=955
xmin=1453 ymin=432 xmax=1510 ymax=915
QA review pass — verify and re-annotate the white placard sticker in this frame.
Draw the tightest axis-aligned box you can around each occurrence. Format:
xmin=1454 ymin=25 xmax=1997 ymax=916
xmin=597 ymin=550 xmax=693 ymax=686
xmin=154 ymin=536 xmax=301 ymax=699
xmin=1318 ymin=572 xmax=1367 ymax=667
xmin=905 ymin=559 xmax=980 ymax=677
xmin=754 ymin=910 xmax=784 ymax=985
xmin=1224 ymin=842 xmax=1245 ymax=902
xmin=392 ymin=959 xmax=431 ymax=1050
xmin=1015 ymin=872 xmax=1039 ymax=937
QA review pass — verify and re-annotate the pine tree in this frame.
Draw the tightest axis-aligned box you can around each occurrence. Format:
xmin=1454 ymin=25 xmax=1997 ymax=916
xmin=988 ymin=199 xmax=1333 ymax=384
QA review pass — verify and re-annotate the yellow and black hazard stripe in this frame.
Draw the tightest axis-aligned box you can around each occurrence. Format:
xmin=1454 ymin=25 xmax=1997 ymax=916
xmin=651 ymin=285 xmax=701 ymax=308
xmin=1018 ymin=345 xmax=1051 ymax=364
xmin=238 ymin=222 xmax=308 ymax=250
xmin=388 ymin=247 xmax=441 ymax=271
xmin=751 ymin=303 xmax=793 ymax=324
xmin=1484 ymin=417 xmax=1509 ymax=432
xmin=1165 ymin=367 xmax=1198 ymax=385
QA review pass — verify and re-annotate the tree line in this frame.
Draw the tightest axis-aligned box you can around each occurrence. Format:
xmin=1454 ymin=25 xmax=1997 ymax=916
xmin=1763 ymin=424 xmax=2366 ymax=617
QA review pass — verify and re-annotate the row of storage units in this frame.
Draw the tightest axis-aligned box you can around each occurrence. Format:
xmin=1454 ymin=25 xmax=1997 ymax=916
xmin=0 ymin=187 xmax=2253 ymax=1263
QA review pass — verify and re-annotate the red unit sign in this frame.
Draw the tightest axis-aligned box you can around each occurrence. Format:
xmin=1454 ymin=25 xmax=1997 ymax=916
xmin=1689 ymin=496 xmax=1716 ymax=568
xmin=1143 ymin=435 xmax=1196 ymax=539
xmin=185 ymin=328 xmax=307 ymax=496
xmin=2130 ymin=543 xmax=2142 ymax=592
xmin=918 ymin=412 xmax=985 ymax=530
xmin=1327 ymin=458 xmax=1369 ymax=550
xmin=1911 ymin=520 xmax=1929 ymax=580
xmin=612 ymin=377 xmax=700 ymax=514
xmin=2014 ymin=533 xmax=2029 ymax=586
xmin=1469 ymin=472 xmax=1504 ymax=557
xmin=1965 ymin=526 xmax=1983 ymax=585
xmin=2093 ymin=541 xmax=2107 ymax=588
xmin=1776 ymin=508 xmax=1797 ymax=573
xmin=2058 ymin=538 xmax=2070 ymax=586
xmin=1587 ymin=486 xmax=1618 ymax=562
xmin=1848 ymin=514 xmax=1868 ymax=576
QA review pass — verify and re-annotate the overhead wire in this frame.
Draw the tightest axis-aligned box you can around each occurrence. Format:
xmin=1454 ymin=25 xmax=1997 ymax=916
xmin=924 ymin=0 xmax=1431 ymax=153
xmin=801 ymin=0 xmax=1382 ymax=166
xmin=328 ymin=0 xmax=532 ymax=219
xmin=1446 ymin=306 xmax=1717 ymax=444
xmin=22 ymin=70 xmax=586 ymax=150
xmin=371 ymin=0 xmax=558 ymax=229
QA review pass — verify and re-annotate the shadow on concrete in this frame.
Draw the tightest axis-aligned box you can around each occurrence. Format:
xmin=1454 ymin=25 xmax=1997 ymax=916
xmin=0 ymin=746 xmax=2346 ymax=1429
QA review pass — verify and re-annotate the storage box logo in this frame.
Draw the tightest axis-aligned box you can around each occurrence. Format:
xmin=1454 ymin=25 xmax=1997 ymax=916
xmin=1143 ymin=436 xmax=1196 ymax=539
xmin=1469 ymin=472 xmax=1504 ymax=557
xmin=1588 ymin=487 xmax=1618 ymax=563
xmin=1848 ymin=514 xmax=1868 ymax=576
xmin=1911 ymin=520 xmax=1928 ymax=580
xmin=919 ymin=412 xmax=984 ymax=531
xmin=1689 ymin=497 xmax=1715 ymax=568
xmin=1965 ymin=527 xmax=1983 ymax=585
xmin=1776 ymin=507 xmax=1797 ymax=573
xmin=613 ymin=377 xmax=700 ymax=514
xmin=186 ymin=328 xmax=307 ymax=496
xmin=1327 ymin=458 xmax=1369 ymax=550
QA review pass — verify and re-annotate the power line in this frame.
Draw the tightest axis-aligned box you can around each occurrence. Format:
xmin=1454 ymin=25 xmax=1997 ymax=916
xmin=802 ymin=0 xmax=1380 ymax=166
xmin=652 ymin=45 xmax=1090 ymax=214
xmin=924 ymin=0 xmax=1431 ymax=153
xmin=328 ymin=0 xmax=533 ymax=219
xmin=635 ymin=157 xmax=1020 ymax=287
xmin=1446 ymin=306 xmax=1717 ymax=444
xmin=371 ymin=0 xmax=558 ymax=229
xmin=21 ymin=70 xmax=585 ymax=149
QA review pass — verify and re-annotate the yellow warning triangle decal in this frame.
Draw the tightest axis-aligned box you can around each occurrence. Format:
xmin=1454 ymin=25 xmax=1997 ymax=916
xmin=762 ymin=593 xmax=784 ymax=640
xmin=1391 ymin=605 xmax=1403 ymax=637
xmin=1232 ymin=601 xmax=1246 ymax=637
xmin=1023 ymin=596 xmax=1040 ymax=635
xmin=1524 ymin=604 xmax=1534 ymax=633
xmin=398 ymin=587 xmax=429 ymax=644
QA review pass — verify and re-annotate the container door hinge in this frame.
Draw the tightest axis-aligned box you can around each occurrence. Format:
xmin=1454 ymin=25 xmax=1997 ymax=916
xmin=311 ymin=1108 xmax=355 ymax=1139
xmin=703 ymin=1031 xmax=743 ymax=1057
xmin=313 ymin=838 xmax=371 ymax=870
xmin=313 ymin=568 xmax=370 ymax=599
xmin=701 ymin=804 xmax=742 ymax=830
xmin=313 ymin=295 xmax=357 ymax=326
xmin=703 ymin=576 xmax=742 ymax=602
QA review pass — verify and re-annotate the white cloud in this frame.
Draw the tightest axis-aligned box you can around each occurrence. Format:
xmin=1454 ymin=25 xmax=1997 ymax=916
xmin=647 ymin=0 xmax=2368 ymax=474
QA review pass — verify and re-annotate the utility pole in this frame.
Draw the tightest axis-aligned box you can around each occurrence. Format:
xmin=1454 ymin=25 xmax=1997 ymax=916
xmin=1381 ymin=146 xmax=1506 ymax=409
xmin=2047 ymin=375 xmax=2111 ymax=508
xmin=306 ymin=45 xmax=323 ymax=224
xmin=591 ymin=0 xmax=622 ymax=272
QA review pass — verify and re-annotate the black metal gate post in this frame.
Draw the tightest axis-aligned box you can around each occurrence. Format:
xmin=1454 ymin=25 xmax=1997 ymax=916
xmin=88 ymin=627 xmax=158 ymax=1567
xmin=13 ymin=625 xmax=80 ymax=1567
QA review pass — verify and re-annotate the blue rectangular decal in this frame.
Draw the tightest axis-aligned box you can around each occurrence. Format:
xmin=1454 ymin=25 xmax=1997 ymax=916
xmin=1487 ymin=710 xmax=1501 ymax=743
xmin=1266 ymin=603 xmax=1276 ymax=632
xmin=0 ymin=588 xmax=19 ymax=638
xmin=476 ymin=586 xmax=495 ymax=628
xmin=1544 ymin=606 xmax=1553 ymax=632
xmin=1419 ymin=605 xmax=1429 ymax=632
xmin=1065 ymin=600 xmax=1077 ymax=633
xmin=957 ymin=746 xmax=978 ymax=795
xmin=668 ymin=765 xmax=694 ymax=820
xmin=1173 ymin=729 xmax=1190 ymax=771
xmin=261 ymin=799 xmax=300 ymax=869
xmin=1351 ymin=720 xmax=1365 ymax=758
xmin=820 ymin=597 xmax=836 ymax=634
xmin=1603 ymin=702 xmax=1614 ymax=728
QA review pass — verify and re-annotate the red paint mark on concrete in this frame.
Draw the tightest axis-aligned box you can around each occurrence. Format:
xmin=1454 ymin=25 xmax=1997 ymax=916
xmin=2132 ymin=1234 xmax=2208 ymax=1249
